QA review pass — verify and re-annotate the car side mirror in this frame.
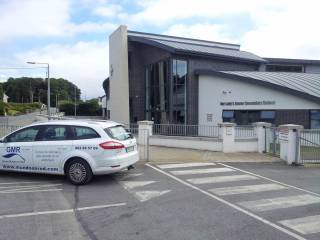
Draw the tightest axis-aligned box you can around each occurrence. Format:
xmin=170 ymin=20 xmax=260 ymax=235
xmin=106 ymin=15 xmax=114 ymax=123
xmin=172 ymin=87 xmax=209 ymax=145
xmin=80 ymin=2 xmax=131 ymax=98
xmin=0 ymin=138 xmax=7 ymax=143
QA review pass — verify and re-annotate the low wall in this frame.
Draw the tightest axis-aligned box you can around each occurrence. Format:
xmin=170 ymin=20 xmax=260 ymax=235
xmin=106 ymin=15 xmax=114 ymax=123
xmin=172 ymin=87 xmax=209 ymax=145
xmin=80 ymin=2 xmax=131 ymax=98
xmin=149 ymin=135 xmax=222 ymax=151
xmin=234 ymin=139 xmax=258 ymax=152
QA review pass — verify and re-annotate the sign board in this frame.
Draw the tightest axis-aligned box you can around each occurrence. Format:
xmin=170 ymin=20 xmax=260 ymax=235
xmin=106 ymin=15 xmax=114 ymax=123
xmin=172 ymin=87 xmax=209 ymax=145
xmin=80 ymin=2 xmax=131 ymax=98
xmin=279 ymin=128 xmax=289 ymax=141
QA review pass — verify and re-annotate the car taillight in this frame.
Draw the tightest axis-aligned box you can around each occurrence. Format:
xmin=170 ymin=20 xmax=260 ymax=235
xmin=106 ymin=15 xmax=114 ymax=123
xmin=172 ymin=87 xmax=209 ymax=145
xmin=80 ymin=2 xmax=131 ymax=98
xmin=99 ymin=141 xmax=125 ymax=150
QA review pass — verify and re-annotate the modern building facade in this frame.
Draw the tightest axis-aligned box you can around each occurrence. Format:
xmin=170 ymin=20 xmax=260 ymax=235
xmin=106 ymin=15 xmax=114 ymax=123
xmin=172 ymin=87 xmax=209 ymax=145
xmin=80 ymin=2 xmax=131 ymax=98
xmin=108 ymin=25 xmax=320 ymax=128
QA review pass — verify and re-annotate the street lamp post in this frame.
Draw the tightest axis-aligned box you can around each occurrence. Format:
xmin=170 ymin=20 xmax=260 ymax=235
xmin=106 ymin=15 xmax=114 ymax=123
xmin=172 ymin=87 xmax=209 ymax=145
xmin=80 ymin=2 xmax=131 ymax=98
xmin=27 ymin=62 xmax=50 ymax=116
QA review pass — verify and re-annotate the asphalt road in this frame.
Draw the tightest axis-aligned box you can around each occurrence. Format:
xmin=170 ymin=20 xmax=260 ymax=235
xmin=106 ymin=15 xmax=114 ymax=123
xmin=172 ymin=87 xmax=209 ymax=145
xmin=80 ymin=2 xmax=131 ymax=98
xmin=0 ymin=162 xmax=319 ymax=240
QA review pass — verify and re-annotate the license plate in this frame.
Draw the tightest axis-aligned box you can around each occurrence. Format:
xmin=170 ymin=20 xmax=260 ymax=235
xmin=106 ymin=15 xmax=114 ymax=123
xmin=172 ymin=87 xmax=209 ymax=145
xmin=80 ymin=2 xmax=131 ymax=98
xmin=126 ymin=146 xmax=134 ymax=152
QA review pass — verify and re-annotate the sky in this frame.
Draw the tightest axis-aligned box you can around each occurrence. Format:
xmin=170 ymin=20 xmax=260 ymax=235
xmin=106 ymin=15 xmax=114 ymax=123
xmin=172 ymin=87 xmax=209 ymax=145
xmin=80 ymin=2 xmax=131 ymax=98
xmin=1 ymin=0 xmax=320 ymax=99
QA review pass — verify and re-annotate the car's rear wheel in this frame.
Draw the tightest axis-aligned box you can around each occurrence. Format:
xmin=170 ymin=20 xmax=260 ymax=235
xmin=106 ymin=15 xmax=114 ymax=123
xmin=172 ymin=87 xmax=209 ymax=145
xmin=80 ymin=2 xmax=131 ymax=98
xmin=66 ymin=158 xmax=93 ymax=185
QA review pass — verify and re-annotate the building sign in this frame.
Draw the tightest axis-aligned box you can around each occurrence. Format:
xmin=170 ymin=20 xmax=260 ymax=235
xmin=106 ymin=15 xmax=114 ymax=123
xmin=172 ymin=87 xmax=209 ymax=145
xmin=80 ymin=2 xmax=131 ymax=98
xmin=279 ymin=128 xmax=289 ymax=141
xmin=220 ymin=100 xmax=276 ymax=106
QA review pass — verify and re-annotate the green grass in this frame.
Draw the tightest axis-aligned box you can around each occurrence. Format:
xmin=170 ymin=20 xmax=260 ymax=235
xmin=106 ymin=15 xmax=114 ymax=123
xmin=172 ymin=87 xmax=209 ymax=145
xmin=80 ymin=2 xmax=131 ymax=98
xmin=0 ymin=102 xmax=41 ymax=116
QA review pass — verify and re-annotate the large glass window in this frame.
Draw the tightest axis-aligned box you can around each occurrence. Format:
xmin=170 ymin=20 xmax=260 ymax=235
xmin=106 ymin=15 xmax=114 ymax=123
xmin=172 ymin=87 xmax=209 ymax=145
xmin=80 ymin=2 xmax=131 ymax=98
xmin=172 ymin=59 xmax=187 ymax=124
xmin=310 ymin=110 xmax=320 ymax=129
xmin=145 ymin=60 xmax=170 ymax=123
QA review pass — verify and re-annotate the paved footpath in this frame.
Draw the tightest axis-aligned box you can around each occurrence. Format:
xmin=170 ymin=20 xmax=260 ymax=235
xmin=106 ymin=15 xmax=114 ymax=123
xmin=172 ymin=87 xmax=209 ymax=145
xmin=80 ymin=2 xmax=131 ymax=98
xmin=0 ymin=162 xmax=319 ymax=240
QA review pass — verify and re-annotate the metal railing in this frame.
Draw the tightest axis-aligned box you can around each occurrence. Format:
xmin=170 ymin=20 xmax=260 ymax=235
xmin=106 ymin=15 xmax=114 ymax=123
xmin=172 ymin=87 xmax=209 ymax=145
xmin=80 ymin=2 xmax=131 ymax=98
xmin=235 ymin=126 xmax=257 ymax=139
xmin=153 ymin=124 xmax=220 ymax=138
xmin=299 ymin=129 xmax=320 ymax=163
xmin=0 ymin=125 xmax=23 ymax=138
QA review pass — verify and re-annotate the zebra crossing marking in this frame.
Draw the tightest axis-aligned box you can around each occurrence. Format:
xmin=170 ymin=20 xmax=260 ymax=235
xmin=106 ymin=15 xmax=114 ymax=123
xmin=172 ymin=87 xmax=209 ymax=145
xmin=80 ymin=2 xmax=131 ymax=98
xmin=157 ymin=163 xmax=216 ymax=169
xmin=147 ymin=163 xmax=307 ymax=240
xmin=238 ymin=194 xmax=320 ymax=212
xmin=170 ymin=167 xmax=234 ymax=176
xmin=187 ymin=174 xmax=258 ymax=185
xmin=279 ymin=215 xmax=320 ymax=235
xmin=209 ymin=183 xmax=288 ymax=196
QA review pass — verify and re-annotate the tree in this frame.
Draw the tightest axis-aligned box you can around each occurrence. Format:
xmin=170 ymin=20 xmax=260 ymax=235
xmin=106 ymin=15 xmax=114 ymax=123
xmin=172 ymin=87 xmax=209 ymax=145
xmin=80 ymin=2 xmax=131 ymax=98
xmin=3 ymin=77 xmax=81 ymax=106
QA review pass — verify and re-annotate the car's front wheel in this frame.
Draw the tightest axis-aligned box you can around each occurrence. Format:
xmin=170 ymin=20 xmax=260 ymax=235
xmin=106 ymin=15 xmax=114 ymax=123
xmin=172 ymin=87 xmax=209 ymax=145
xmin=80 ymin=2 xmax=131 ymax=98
xmin=66 ymin=158 xmax=93 ymax=185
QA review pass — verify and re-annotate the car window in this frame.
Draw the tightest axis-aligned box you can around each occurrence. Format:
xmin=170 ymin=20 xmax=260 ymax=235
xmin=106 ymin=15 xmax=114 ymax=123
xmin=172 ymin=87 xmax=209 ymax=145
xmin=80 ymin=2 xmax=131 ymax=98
xmin=6 ymin=126 xmax=41 ymax=143
xmin=105 ymin=125 xmax=131 ymax=141
xmin=73 ymin=126 xmax=100 ymax=140
xmin=40 ymin=126 xmax=68 ymax=141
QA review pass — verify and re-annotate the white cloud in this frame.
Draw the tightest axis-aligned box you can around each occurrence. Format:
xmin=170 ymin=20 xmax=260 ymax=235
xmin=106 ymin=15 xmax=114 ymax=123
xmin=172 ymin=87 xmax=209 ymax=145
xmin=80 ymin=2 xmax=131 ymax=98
xmin=0 ymin=0 xmax=116 ymax=42
xmin=164 ymin=23 xmax=236 ymax=43
xmin=94 ymin=4 xmax=123 ymax=18
xmin=241 ymin=1 xmax=320 ymax=58
xmin=141 ymin=0 xmax=320 ymax=59
xmin=15 ymin=41 xmax=109 ymax=99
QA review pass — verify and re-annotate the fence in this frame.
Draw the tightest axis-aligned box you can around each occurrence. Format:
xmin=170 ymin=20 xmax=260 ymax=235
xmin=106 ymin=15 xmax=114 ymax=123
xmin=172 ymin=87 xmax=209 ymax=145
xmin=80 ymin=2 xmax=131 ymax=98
xmin=0 ymin=125 xmax=23 ymax=138
xmin=299 ymin=129 xmax=320 ymax=163
xmin=153 ymin=124 xmax=220 ymax=138
xmin=235 ymin=126 xmax=256 ymax=139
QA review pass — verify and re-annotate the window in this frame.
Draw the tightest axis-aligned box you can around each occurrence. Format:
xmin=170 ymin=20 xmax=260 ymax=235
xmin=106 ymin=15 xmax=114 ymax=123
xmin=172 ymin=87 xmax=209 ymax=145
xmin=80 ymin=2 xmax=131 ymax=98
xmin=261 ymin=111 xmax=275 ymax=119
xmin=73 ymin=126 xmax=100 ymax=140
xmin=310 ymin=110 xmax=320 ymax=129
xmin=40 ymin=126 xmax=68 ymax=141
xmin=145 ymin=60 xmax=170 ymax=123
xmin=6 ymin=126 xmax=41 ymax=142
xmin=222 ymin=110 xmax=235 ymax=123
xmin=172 ymin=59 xmax=187 ymax=124
xmin=266 ymin=65 xmax=303 ymax=72
xmin=105 ymin=125 xmax=131 ymax=141
xmin=222 ymin=110 xmax=234 ymax=118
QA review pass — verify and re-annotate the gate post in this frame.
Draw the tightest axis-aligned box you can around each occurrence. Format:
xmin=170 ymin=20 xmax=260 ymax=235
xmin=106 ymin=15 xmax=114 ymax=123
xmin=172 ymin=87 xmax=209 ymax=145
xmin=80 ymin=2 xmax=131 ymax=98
xmin=253 ymin=122 xmax=272 ymax=153
xmin=279 ymin=124 xmax=304 ymax=165
xmin=138 ymin=120 xmax=153 ymax=145
xmin=219 ymin=122 xmax=236 ymax=153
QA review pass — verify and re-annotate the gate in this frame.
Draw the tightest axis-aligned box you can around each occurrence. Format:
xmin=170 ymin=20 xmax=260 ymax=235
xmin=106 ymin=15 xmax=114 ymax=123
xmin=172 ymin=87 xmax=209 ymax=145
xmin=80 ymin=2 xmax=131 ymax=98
xmin=126 ymin=127 xmax=149 ymax=162
xmin=266 ymin=127 xmax=280 ymax=156
xmin=299 ymin=129 xmax=320 ymax=164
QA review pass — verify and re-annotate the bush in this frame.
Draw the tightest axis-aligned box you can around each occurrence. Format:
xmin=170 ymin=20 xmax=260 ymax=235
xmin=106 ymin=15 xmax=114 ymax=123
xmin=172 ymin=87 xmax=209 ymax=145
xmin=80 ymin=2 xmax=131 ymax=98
xmin=59 ymin=102 xmax=75 ymax=115
xmin=77 ymin=100 xmax=101 ymax=116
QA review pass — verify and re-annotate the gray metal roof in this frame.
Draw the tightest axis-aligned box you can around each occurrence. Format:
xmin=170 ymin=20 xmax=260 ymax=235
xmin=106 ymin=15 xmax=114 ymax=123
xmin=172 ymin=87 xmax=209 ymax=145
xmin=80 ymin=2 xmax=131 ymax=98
xmin=195 ymin=70 xmax=320 ymax=102
xmin=128 ymin=30 xmax=266 ymax=63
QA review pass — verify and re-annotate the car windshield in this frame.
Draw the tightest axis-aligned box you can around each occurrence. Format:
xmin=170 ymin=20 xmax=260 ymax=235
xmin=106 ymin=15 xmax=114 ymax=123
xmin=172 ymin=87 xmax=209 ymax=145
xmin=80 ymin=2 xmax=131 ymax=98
xmin=105 ymin=125 xmax=131 ymax=141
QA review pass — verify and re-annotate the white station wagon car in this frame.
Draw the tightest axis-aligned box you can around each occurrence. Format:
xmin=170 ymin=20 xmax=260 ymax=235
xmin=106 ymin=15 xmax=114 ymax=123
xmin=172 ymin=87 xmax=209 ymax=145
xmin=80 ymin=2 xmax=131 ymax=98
xmin=0 ymin=120 xmax=139 ymax=185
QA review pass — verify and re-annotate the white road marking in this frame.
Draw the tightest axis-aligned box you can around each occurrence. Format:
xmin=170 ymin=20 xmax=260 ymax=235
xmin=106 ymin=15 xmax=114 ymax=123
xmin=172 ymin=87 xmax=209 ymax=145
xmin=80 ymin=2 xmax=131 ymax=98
xmin=158 ymin=163 xmax=216 ymax=169
xmin=187 ymin=174 xmax=258 ymax=184
xmin=209 ymin=183 xmax=288 ymax=196
xmin=170 ymin=167 xmax=234 ymax=176
xmin=146 ymin=163 xmax=307 ymax=240
xmin=0 ymin=189 xmax=63 ymax=194
xmin=0 ymin=203 xmax=126 ymax=220
xmin=219 ymin=163 xmax=320 ymax=198
xmin=0 ymin=183 xmax=62 ymax=190
xmin=0 ymin=181 xmax=57 ymax=185
xmin=238 ymin=194 xmax=320 ymax=212
xmin=279 ymin=215 xmax=320 ymax=235
xmin=120 ymin=180 xmax=156 ymax=190
xmin=134 ymin=190 xmax=171 ymax=202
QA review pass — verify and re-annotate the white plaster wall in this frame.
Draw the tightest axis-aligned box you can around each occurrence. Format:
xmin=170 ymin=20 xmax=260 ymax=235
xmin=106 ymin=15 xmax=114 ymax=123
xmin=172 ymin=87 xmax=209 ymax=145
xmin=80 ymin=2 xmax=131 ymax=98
xmin=199 ymin=75 xmax=320 ymax=126
xmin=149 ymin=136 xmax=222 ymax=151
xmin=234 ymin=139 xmax=258 ymax=152
xmin=109 ymin=25 xmax=130 ymax=125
